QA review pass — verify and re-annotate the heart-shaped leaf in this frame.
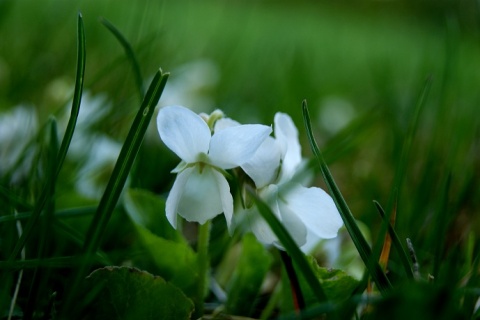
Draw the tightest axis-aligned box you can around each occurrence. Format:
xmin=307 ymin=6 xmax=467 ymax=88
xmin=84 ymin=266 xmax=194 ymax=320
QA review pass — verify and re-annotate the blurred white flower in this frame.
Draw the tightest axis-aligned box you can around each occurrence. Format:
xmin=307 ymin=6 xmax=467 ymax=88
xmin=157 ymin=105 xmax=271 ymax=231
xmin=158 ymin=59 xmax=219 ymax=112
xmin=74 ymin=134 xmax=121 ymax=199
xmin=318 ymin=96 xmax=356 ymax=135
xmin=0 ymin=105 xmax=38 ymax=184
xmin=60 ymin=91 xmax=121 ymax=199
xmin=239 ymin=113 xmax=343 ymax=251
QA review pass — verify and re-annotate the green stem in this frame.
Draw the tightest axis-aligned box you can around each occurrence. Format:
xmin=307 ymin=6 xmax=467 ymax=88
xmin=195 ymin=220 xmax=211 ymax=318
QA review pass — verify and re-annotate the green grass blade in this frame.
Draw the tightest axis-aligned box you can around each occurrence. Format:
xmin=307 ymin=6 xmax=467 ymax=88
xmin=83 ymin=69 xmax=168 ymax=255
xmin=432 ymin=173 xmax=452 ymax=280
xmin=55 ymin=13 xmax=86 ymax=179
xmin=100 ymin=17 xmax=144 ymax=102
xmin=24 ymin=117 xmax=59 ymax=318
xmin=0 ymin=184 xmax=33 ymax=213
xmin=302 ymin=100 xmax=391 ymax=293
xmin=373 ymin=200 xmax=414 ymax=279
xmin=0 ymin=256 xmax=104 ymax=271
xmin=247 ymin=186 xmax=329 ymax=306
xmin=61 ymin=69 xmax=169 ymax=315
xmin=6 ymin=13 xmax=86 ymax=261
xmin=0 ymin=206 xmax=100 ymax=224
xmin=371 ymin=77 xmax=432 ymax=275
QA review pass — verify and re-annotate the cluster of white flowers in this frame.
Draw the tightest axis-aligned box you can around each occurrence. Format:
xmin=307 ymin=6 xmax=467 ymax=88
xmin=157 ymin=105 xmax=343 ymax=250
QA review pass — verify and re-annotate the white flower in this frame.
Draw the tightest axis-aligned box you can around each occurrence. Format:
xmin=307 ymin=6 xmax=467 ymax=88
xmin=240 ymin=113 xmax=343 ymax=250
xmin=0 ymin=105 xmax=38 ymax=184
xmin=157 ymin=105 xmax=272 ymax=231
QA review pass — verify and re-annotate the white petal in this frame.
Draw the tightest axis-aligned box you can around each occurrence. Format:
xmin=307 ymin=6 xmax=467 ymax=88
xmin=274 ymin=113 xmax=302 ymax=182
xmin=251 ymin=185 xmax=307 ymax=249
xmin=244 ymin=207 xmax=278 ymax=245
xmin=277 ymin=200 xmax=308 ymax=248
xmin=157 ymin=105 xmax=211 ymax=163
xmin=241 ymin=137 xmax=282 ymax=188
xmin=209 ymin=124 xmax=272 ymax=169
xmin=213 ymin=117 xmax=240 ymax=132
xmin=165 ymin=167 xmax=194 ymax=228
xmin=177 ymin=165 xmax=225 ymax=224
xmin=245 ymin=185 xmax=282 ymax=245
xmin=211 ymin=168 xmax=234 ymax=232
xmin=282 ymin=184 xmax=343 ymax=239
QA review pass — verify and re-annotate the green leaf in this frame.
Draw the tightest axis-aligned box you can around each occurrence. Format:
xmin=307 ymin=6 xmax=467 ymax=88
xmin=225 ymin=233 xmax=273 ymax=316
xmin=123 ymin=189 xmax=200 ymax=300
xmin=132 ymin=224 xmax=200 ymax=296
xmin=304 ymin=255 xmax=359 ymax=302
xmin=84 ymin=266 xmax=194 ymax=320
xmin=123 ymin=188 xmax=183 ymax=242
xmin=302 ymin=101 xmax=391 ymax=293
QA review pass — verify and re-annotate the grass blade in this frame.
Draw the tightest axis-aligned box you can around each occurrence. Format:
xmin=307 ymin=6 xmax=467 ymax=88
xmin=7 ymin=13 xmax=86 ymax=261
xmin=373 ymin=200 xmax=414 ymax=279
xmin=371 ymin=77 xmax=432 ymax=277
xmin=100 ymin=17 xmax=144 ymax=102
xmin=83 ymin=69 xmax=168 ymax=255
xmin=302 ymin=100 xmax=391 ymax=293
xmin=247 ymin=186 xmax=329 ymax=306
xmin=61 ymin=69 xmax=169 ymax=315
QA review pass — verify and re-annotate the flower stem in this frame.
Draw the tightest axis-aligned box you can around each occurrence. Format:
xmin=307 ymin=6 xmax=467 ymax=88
xmin=195 ymin=220 xmax=211 ymax=318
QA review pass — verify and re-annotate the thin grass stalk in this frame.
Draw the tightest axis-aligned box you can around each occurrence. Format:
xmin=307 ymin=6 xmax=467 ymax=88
xmin=7 ymin=14 xmax=85 ymax=262
xmin=373 ymin=200 xmax=414 ymax=279
xmin=302 ymin=100 xmax=391 ymax=293
xmin=61 ymin=69 xmax=169 ymax=315
xmin=100 ymin=17 xmax=144 ymax=102
xmin=7 ymin=213 xmax=25 ymax=320
xmin=370 ymin=77 xmax=432 ymax=279
xmin=25 ymin=117 xmax=59 ymax=317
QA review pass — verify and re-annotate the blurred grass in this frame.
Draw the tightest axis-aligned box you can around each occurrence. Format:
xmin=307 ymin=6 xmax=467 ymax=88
xmin=0 ymin=0 xmax=479 ymax=318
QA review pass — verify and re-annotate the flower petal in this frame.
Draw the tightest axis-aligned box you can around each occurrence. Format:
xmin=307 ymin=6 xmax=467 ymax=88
xmin=165 ymin=167 xmax=194 ymax=228
xmin=157 ymin=105 xmax=211 ymax=163
xmin=244 ymin=185 xmax=282 ymax=245
xmin=241 ymin=137 xmax=282 ymax=188
xmin=274 ymin=113 xmax=302 ymax=182
xmin=281 ymin=184 xmax=343 ymax=239
xmin=211 ymin=167 xmax=234 ymax=232
xmin=213 ymin=117 xmax=240 ymax=132
xmin=209 ymin=124 xmax=272 ymax=169
xmin=277 ymin=200 xmax=308 ymax=248
xmin=247 ymin=184 xmax=308 ymax=249
xmin=244 ymin=207 xmax=278 ymax=245
xmin=177 ymin=165 xmax=225 ymax=224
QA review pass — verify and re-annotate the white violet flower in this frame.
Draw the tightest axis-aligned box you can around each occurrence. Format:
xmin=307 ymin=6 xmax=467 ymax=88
xmin=157 ymin=105 xmax=272 ymax=231
xmin=239 ymin=113 xmax=343 ymax=250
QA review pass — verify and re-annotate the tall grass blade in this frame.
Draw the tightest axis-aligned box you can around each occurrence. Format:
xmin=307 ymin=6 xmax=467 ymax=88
xmin=24 ymin=117 xmax=59 ymax=318
xmin=432 ymin=173 xmax=452 ymax=280
xmin=100 ymin=17 xmax=144 ymax=102
xmin=371 ymin=77 xmax=432 ymax=275
xmin=0 ymin=206 xmax=97 ymax=224
xmin=7 ymin=13 xmax=86 ymax=261
xmin=61 ymin=69 xmax=169 ymax=314
xmin=373 ymin=200 xmax=414 ymax=279
xmin=247 ymin=186 xmax=329 ymax=306
xmin=302 ymin=100 xmax=391 ymax=293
